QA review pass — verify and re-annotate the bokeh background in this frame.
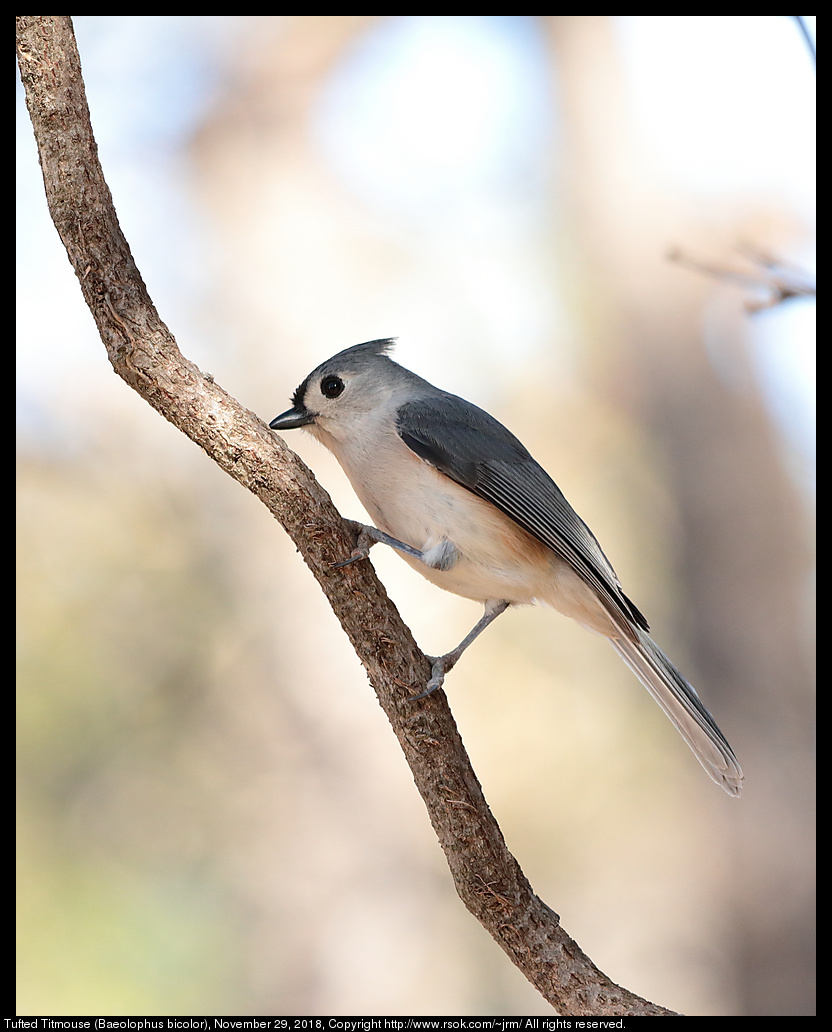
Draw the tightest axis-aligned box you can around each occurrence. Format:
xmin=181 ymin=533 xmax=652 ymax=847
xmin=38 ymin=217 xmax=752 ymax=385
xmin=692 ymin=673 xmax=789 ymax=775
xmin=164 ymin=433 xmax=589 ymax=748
xmin=17 ymin=16 xmax=815 ymax=1016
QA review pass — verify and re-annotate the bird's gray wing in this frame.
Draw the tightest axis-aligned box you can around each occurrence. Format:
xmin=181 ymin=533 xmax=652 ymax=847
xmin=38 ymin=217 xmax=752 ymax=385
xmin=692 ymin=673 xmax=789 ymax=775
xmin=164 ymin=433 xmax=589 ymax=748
xmin=397 ymin=394 xmax=648 ymax=636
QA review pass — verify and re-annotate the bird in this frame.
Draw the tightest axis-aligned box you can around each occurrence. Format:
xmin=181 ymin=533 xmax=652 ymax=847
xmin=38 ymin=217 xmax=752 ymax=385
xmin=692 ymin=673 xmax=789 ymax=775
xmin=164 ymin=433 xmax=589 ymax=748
xmin=269 ymin=339 xmax=743 ymax=796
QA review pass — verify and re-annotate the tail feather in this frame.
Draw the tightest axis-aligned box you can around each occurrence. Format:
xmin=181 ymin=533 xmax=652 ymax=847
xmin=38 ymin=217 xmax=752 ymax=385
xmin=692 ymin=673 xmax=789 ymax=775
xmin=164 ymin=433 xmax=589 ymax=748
xmin=610 ymin=630 xmax=743 ymax=797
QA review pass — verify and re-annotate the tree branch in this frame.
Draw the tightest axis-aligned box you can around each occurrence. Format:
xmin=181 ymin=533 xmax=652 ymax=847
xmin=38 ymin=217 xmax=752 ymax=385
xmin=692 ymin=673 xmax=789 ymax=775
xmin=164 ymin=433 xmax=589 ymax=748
xmin=668 ymin=244 xmax=816 ymax=313
xmin=17 ymin=16 xmax=675 ymax=1015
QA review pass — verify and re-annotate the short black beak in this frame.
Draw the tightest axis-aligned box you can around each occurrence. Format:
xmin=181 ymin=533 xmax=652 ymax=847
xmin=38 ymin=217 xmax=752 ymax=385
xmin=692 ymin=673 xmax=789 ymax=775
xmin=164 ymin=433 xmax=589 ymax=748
xmin=269 ymin=405 xmax=315 ymax=430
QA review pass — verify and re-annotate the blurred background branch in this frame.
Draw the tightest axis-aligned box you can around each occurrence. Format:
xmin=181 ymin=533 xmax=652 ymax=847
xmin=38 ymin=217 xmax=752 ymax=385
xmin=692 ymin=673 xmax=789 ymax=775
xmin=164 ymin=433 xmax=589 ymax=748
xmin=668 ymin=244 xmax=816 ymax=312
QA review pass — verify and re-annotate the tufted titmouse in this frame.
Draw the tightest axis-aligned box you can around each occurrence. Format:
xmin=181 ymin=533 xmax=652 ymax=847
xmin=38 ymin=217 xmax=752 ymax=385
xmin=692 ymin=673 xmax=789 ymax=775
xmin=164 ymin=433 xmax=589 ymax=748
xmin=269 ymin=339 xmax=743 ymax=796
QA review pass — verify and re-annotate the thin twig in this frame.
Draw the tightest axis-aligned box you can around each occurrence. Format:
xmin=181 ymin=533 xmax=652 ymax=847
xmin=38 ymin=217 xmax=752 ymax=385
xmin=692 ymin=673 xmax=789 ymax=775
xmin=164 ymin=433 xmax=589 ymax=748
xmin=794 ymin=15 xmax=816 ymax=64
xmin=668 ymin=245 xmax=816 ymax=313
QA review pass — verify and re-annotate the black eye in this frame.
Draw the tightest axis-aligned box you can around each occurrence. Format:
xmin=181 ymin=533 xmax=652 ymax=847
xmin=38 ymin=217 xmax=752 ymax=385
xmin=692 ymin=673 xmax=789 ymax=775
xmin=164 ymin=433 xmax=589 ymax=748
xmin=321 ymin=376 xmax=345 ymax=399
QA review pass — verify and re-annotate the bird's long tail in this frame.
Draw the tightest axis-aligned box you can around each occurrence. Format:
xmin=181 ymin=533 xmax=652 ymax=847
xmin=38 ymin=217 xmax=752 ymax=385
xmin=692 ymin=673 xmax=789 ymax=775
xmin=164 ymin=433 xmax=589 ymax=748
xmin=610 ymin=629 xmax=743 ymax=796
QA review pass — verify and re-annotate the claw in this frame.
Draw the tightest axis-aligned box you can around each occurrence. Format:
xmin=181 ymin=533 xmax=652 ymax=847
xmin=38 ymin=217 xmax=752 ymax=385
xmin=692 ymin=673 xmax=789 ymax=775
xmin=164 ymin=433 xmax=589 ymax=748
xmin=330 ymin=547 xmax=369 ymax=569
xmin=409 ymin=601 xmax=511 ymax=702
xmin=331 ymin=521 xmax=426 ymax=569
xmin=330 ymin=521 xmax=373 ymax=568
xmin=410 ymin=678 xmax=443 ymax=701
xmin=409 ymin=656 xmax=447 ymax=701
